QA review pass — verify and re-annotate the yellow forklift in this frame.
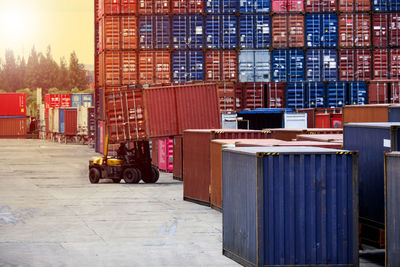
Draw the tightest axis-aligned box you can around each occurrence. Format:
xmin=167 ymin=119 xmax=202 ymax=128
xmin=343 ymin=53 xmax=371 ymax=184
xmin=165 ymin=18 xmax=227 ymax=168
xmin=88 ymin=135 xmax=159 ymax=184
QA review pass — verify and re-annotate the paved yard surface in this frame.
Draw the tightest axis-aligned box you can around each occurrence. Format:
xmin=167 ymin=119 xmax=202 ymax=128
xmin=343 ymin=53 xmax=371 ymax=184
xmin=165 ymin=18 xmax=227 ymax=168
xmin=0 ymin=139 xmax=238 ymax=266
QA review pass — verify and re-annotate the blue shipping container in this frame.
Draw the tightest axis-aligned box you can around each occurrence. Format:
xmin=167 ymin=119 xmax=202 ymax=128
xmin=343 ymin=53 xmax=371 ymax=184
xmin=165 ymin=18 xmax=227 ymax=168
xmin=206 ymin=15 xmax=237 ymax=48
xmin=71 ymin=94 xmax=93 ymax=108
xmin=239 ymin=15 xmax=270 ymax=49
xmin=272 ymin=49 xmax=304 ymax=82
xmin=222 ymin=146 xmax=359 ymax=267
xmin=348 ymin=82 xmax=367 ymax=105
xmin=390 ymin=0 xmax=400 ymax=11
xmin=59 ymin=108 xmax=65 ymax=134
xmin=305 ymin=14 xmax=338 ymax=48
xmin=205 ymin=0 xmax=237 ymax=14
xmin=138 ymin=16 xmax=170 ymax=49
xmin=238 ymin=50 xmax=271 ymax=82
xmin=239 ymin=0 xmax=270 ymax=12
xmin=385 ymin=152 xmax=400 ymax=267
xmin=372 ymin=0 xmax=388 ymax=11
xmin=327 ymin=81 xmax=346 ymax=108
xmin=172 ymin=50 xmax=204 ymax=83
xmin=172 ymin=15 xmax=204 ymax=49
xmin=286 ymin=82 xmax=306 ymax=109
xmin=344 ymin=123 xmax=400 ymax=228
xmin=306 ymin=49 xmax=338 ymax=82
xmin=307 ymin=82 xmax=326 ymax=108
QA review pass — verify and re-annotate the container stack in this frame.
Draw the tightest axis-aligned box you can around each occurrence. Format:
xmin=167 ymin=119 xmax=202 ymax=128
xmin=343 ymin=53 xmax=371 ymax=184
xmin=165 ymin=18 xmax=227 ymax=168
xmin=0 ymin=93 xmax=27 ymax=139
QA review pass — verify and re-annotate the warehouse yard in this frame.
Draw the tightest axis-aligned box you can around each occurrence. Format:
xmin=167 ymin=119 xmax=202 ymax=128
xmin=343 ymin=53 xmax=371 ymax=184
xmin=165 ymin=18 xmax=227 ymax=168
xmin=0 ymin=140 xmax=238 ymax=266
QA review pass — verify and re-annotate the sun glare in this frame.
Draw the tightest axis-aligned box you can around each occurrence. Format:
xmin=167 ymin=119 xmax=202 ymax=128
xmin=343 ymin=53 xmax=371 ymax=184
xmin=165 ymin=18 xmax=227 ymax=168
xmin=0 ymin=2 xmax=35 ymax=44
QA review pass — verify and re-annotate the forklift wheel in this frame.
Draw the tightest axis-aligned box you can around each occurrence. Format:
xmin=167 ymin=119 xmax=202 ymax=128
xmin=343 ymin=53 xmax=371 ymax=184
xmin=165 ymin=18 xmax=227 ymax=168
xmin=142 ymin=166 xmax=160 ymax=184
xmin=123 ymin=168 xmax=141 ymax=184
xmin=112 ymin=179 xmax=122 ymax=183
xmin=89 ymin=168 xmax=100 ymax=184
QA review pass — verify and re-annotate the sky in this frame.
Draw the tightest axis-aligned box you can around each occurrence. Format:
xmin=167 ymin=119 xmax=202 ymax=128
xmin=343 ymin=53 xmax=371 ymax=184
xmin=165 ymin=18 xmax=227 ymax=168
xmin=0 ymin=0 xmax=93 ymax=66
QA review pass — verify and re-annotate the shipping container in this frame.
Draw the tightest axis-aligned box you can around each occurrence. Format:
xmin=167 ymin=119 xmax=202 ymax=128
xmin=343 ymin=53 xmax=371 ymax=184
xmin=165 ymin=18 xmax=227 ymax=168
xmin=339 ymin=14 xmax=371 ymax=48
xmin=96 ymin=120 xmax=105 ymax=154
xmin=327 ymin=81 xmax=347 ymax=108
xmin=306 ymin=82 xmax=326 ymax=108
xmin=238 ymin=50 xmax=271 ymax=83
xmin=315 ymin=113 xmax=331 ymax=128
xmin=234 ymin=138 xmax=342 ymax=148
xmin=171 ymin=0 xmax=204 ymax=13
xmin=389 ymin=14 xmax=400 ymax=46
xmin=239 ymin=14 xmax=270 ymax=49
xmin=384 ymin=152 xmax=400 ymax=267
xmin=99 ymin=52 xmax=121 ymax=86
xmin=183 ymin=129 xmax=271 ymax=204
xmin=373 ymin=49 xmax=390 ymax=80
xmin=305 ymin=0 xmax=337 ymax=12
xmin=121 ymin=51 xmax=138 ymax=85
xmin=297 ymin=133 xmax=343 ymax=143
xmin=296 ymin=108 xmax=342 ymax=128
xmin=64 ymin=108 xmax=78 ymax=136
xmin=269 ymin=128 xmax=343 ymax=141
xmin=0 ymin=93 xmax=26 ymax=116
xmin=343 ymin=104 xmax=400 ymax=123
xmin=286 ymin=82 xmax=306 ymax=109
xmin=339 ymin=49 xmax=372 ymax=81
xmin=138 ymin=0 xmax=169 ymax=13
xmin=77 ymin=106 xmax=89 ymax=136
xmin=369 ymin=82 xmax=389 ymax=104
xmin=266 ymin=82 xmax=285 ymax=108
xmin=138 ymin=15 xmax=170 ymax=49
xmin=338 ymin=0 xmax=370 ymax=11
xmin=217 ymin=82 xmax=236 ymax=113
xmin=348 ymin=81 xmax=367 ymax=105
xmin=99 ymin=16 xmax=121 ymax=52
xmin=306 ymin=49 xmax=338 ymax=81
xmin=138 ymin=51 xmax=170 ymax=84
xmin=271 ymin=15 xmax=304 ymax=48
xmin=237 ymin=82 xmax=265 ymax=109
xmin=305 ymin=14 xmax=338 ymax=48
xmin=238 ymin=108 xmax=293 ymax=129
xmin=172 ymin=15 xmax=204 ymax=49
xmin=205 ymin=0 xmax=237 ymax=13
xmin=392 ymin=82 xmax=400 ymax=103
xmin=372 ymin=14 xmax=389 ymax=48
xmin=221 ymin=113 xmax=237 ymax=129
xmin=222 ymin=146 xmax=358 ymax=267
xmin=59 ymin=108 xmax=65 ymax=134
xmin=239 ymin=0 xmax=270 ymax=12
xmin=344 ymin=123 xmax=400 ymax=247
xmin=88 ymin=107 xmax=96 ymax=137
xmin=121 ymin=0 xmax=137 ymax=14
xmin=171 ymin=50 xmax=204 ymax=83
xmin=205 ymin=50 xmax=237 ymax=82
xmin=71 ymin=94 xmax=93 ymax=108
xmin=284 ymin=113 xmax=308 ymax=128
xmin=151 ymin=138 xmax=159 ymax=166
xmin=206 ymin=15 xmax=237 ymax=49
xmin=272 ymin=49 xmax=305 ymax=82
xmin=390 ymin=49 xmax=400 ymax=80
xmin=0 ymin=117 xmax=27 ymax=138
xmin=173 ymin=135 xmax=183 ymax=180
xmin=158 ymin=138 xmax=173 ymax=172
xmin=98 ymin=0 xmax=121 ymax=18
xmin=271 ymin=0 xmax=304 ymax=12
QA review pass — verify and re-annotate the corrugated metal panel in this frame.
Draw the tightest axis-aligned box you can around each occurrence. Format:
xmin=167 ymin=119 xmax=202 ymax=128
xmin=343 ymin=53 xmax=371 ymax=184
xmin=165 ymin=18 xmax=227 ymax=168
xmin=172 ymin=15 xmax=204 ymax=49
xmin=373 ymin=49 xmax=390 ymax=80
xmin=306 ymin=49 xmax=338 ymax=81
xmin=392 ymin=82 xmax=400 ymax=104
xmin=239 ymin=50 xmax=271 ymax=83
xmin=266 ymin=82 xmax=285 ymax=108
xmin=327 ymin=81 xmax=346 ymax=108
xmin=272 ymin=49 xmax=305 ymax=82
xmin=239 ymin=14 xmax=270 ymax=49
xmin=307 ymin=82 xmax=326 ymax=108
xmin=343 ymin=104 xmax=400 ymax=123
xmin=138 ymin=15 xmax=170 ymax=49
xmin=77 ymin=106 xmax=89 ymax=136
xmin=205 ymin=0 xmax=237 ymax=13
xmin=158 ymin=138 xmax=173 ymax=172
xmin=305 ymin=0 xmax=337 ymax=12
xmin=59 ymin=108 xmax=65 ymax=134
xmin=205 ymin=50 xmax=237 ymax=82
xmin=222 ymin=146 xmax=358 ymax=266
xmin=206 ymin=15 xmax=237 ymax=49
xmin=173 ymin=135 xmax=183 ymax=180
xmin=338 ymin=0 xmax=370 ymax=11
xmin=71 ymin=94 xmax=93 ymax=108
xmin=138 ymin=0 xmax=170 ymax=14
xmin=138 ymin=51 xmax=171 ymax=84
xmin=368 ymin=82 xmax=389 ymax=104
xmin=269 ymin=128 xmax=343 ymax=141
xmin=305 ymin=13 xmax=338 ymax=48
xmin=0 ymin=118 xmax=27 ymax=138
xmin=372 ymin=14 xmax=389 ymax=48
xmin=271 ymin=0 xmax=304 ymax=12
xmin=271 ymin=15 xmax=304 ymax=48
xmin=64 ymin=108 xmax=78 ymax=136
xmin=344 ymin=123 xmax=400 ymax=230
xmin=99 ymin=16 xmax=120 ymax=52
xmin=348 ymin=81 xmax=367 ymax=105
xmin=171 ymin=0 xmax=204 ymax=13
xmin=217 ymin=82 xmax=236 ymax=113
xmin=172 ymin=50 xmax=204 ymax=83
xmin=239 ymin=82 xmax=265 ymax=110
xmin=121 ymin=16 xmax=138 ymax=49
xmin=389 ymin=14 xmax=400 ymax=47
xmin=88 ymin=107 xmax=96 ymax=137
xmin=286 ymin=82 xmax=306 ymax=109
xmin=339 ymin=49 xmax=372 ymax=81
xmin=390 ymin=49 xmax=400 ymax=80
xmin=53 ymin=108 xmax=59 ymax=133
xmin=297 ymin=133 xmax=343 ymax=143
xmin=0 ymin=93 xmax=26 ymax=116
xmin=385 ymin=152 xmax=400 ymax=267
xmin=339 ymin=14 xmax=371 ymax=48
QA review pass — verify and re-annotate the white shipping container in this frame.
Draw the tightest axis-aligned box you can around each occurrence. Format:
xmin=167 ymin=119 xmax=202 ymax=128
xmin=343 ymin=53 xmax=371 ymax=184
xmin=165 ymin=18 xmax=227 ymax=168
xmin=77 ymin=106 xmax=89 ymax=136
xmin=53 ymin=108 xmax=59 ymax=133
xmin=39 ymin=104 xmax=45 ymax=130
xmin=221 ymin=113 xmax=237 ymax=129
xmin=284 ymin=113 xmax=308 ymax=129
xmin=48 ymin=108 xmax=54 ymax=133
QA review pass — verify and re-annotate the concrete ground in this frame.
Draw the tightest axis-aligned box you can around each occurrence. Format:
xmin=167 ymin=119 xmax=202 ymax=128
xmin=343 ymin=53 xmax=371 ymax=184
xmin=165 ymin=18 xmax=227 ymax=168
xmin=0 ymin=139 xmax=384 ymax=266
xmin=0 ymin=139 xmax=238 ymax=266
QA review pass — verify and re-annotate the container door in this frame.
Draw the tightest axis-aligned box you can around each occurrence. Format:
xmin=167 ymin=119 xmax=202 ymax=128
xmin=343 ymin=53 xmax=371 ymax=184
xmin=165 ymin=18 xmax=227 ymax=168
xmin=284 ymin=113 xmax=307 ymax=128
xmin=315 ymin=113 xmax=330 ymax=128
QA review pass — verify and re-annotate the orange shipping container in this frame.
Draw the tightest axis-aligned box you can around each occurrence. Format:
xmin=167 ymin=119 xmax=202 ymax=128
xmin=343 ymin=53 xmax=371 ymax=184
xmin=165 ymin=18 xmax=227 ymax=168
xmin=339 ymin=14 xmax=371 ymax=48
xmin=272 ymin=15 xmax=305 ymax=48
xmin=0 ymin=118 xmax=27 ymax=139
xmin=216 ymin=83 xmax=236 ymax=114
xmin=138 ymin=51 xmax=171 ymax=85
xmin=99 ymin=52 xmax=121 ymax=86
xmin=338 ymin=0 xmax=370 ymax=12
xmin=99 ymin=16 xmax=120 ymax=52
xmin=205 ymin=50 xmax=237 ymax=82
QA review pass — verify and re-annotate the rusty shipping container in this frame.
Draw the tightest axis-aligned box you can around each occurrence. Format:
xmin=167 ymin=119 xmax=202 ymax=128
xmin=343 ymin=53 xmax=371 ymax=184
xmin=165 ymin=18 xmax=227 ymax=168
xmin=343 ymin=104 xmax=400 ymax=123
xmin=0 ymin=117 xmax=27 ymax=138
xmin=268 ymin=128 xmax=343 ymax=141
xmin=183 ymin=129 xmax=271 ymax=204
xmin=339 ymin=49 xmax=372 ymax=81
xmin=369 ymin=82 xmax=390 ymax=104
xmin=339 ymin=14 xmax=371 ymax=48
xmin=0 ymin=93 xmax=26 ymax=116
xmin=271 ymin=15 xmax=304 ymax=48
xmin=205 ymin=50 xmax=237 ymax=82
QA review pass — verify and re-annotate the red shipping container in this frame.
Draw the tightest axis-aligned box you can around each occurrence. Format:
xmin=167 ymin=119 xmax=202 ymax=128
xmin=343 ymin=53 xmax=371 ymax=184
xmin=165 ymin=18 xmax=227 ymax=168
xmin=331 ymin=114 xmax=343 ymax=128
xmin=217 ymin=83 xmax=236 ymax=114
xmin=390 ymin=14 xmax=400 ymax=47
xmin=392 ymin=82 xmax=400 ymax=104
xmin=272 ymin=15 xmax=304 ymax=48
xmin=235 ymin=84 xmax=243 ymax=111
xmin=0 ymin=93 xmax=26 ymax=116
xmin=339 ymin=49 xmax=372 ymax=81
xmin=288 ymin=0 xmax=304 ymax=11
xmin=272 ymin=0 xmax=288 ymax=12
xmin=0 ymin=118 xmax=27 ymax=138
xmin=99 ymin=17 xmax=120 ymax=52
xmin=121 ymin=51 xmax=137 ymax=85
xmin=99 ymin=52 xmax=121 ymax=86
xmin=237 ymin=83 xmax=264 ymax=110
xmin=171 ymin=0 xmax=203 ymax=13
xmin=121 ymin=0 xmax=137 ymax=13
xmin=158 ymin=138 xmax=173 ymax=172
xmin=315 ymin=113 xmax=330 ymax=128
xmin=266 ymin=82 xmax=285 ymax=108
xmin=339 ymin=14 xmax=371 ymax=48
xmin=138 ymin=51 xmax=171 ymax=85
xmin=373 ymin=14 xmax=389 ymax=48
xmin=305 ymin=0 xmax=337 ymax=12
xmin=373 ymin=49 xmax=390 ymax=80
xmin=121 ymin=17 xmax=138 ymax=49
xmin=64 ymin=108 xmax=78 ymax=136
xmin=368 ymin=82 xmax=389 ymax=104
xmin=205 ymin=50 xmax=237 ymax=82
xmin=338 ymin=0 xmax=370 ymax=12
xmin=390 ymin=49 xmax=400 ymax=80
xmin=138 ymin=0 xmax=169 ymax=13
xmin=98 ymin=0 xmax=120 ymax=18
xmin=173 ymin=135 xmax=183 ymax=180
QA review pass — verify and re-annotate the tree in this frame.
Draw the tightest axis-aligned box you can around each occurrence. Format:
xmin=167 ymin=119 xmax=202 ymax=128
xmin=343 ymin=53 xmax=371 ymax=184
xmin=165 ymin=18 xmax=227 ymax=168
xmin=68 ymin=51 xmax=88 ymax=90
xmin=26 ymin=47 xmax=40 ymax=90
xmin=57 ymin=57 xmax=69 ymax=90
xmin=16 ymin=56 xmax=27 ymax=90
xmin=2 ymin=50 xmax=19 ymax=91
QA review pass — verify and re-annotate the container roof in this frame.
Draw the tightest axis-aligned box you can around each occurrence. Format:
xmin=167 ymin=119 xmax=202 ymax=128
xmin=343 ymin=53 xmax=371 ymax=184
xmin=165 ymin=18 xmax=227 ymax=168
xmin=238 ymin=108 xmax=293 ymax=114
xmin=223 ymin=146 xmax=350 ymax=155
xmin=344 ymin=122 xmax=400 ymax=128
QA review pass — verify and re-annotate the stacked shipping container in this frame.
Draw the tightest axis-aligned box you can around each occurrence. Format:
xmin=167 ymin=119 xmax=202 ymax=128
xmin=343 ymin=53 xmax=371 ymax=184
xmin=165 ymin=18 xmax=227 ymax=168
xmin=0 ymin=93 xmax=27 ymax=139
